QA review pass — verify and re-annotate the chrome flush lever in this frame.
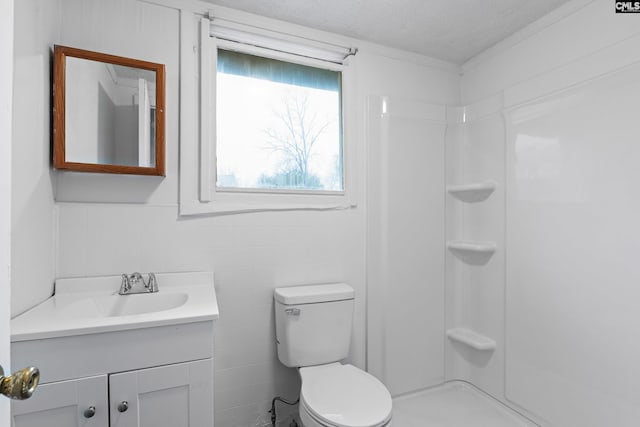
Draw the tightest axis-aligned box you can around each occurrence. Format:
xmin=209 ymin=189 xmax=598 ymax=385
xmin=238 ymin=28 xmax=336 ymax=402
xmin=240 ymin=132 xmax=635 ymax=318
xmin=284 ymin=308 xmax=300 ymax=316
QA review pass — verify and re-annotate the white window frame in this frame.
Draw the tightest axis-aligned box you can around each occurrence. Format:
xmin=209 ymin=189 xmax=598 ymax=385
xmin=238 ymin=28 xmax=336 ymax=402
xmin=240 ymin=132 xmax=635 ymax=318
xmin=179 ymin=15 xmax=357 ymax=215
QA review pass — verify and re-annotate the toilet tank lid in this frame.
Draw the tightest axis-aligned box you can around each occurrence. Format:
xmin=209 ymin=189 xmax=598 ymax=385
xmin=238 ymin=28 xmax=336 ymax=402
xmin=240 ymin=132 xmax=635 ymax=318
xmin=274 ymin=283 xmax=354 ymax=305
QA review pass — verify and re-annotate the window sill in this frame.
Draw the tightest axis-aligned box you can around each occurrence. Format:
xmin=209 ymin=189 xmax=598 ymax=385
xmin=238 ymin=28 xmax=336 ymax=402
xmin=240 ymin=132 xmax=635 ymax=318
xmin=179 ymin=191 xmax=356 ymax=216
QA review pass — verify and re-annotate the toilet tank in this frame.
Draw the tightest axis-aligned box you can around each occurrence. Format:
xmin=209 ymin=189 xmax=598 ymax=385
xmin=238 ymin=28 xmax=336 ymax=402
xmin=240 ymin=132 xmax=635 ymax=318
xmin=274 ymin=283 xmax=354 ymax=368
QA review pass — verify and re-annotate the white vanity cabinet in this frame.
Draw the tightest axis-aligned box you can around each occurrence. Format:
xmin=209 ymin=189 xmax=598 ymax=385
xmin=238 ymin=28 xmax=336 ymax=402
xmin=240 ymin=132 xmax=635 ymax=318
xmin=12 ymin=359 xmax=213 ymax=427
xmin=10 ymin=272 xmax=219 ymax=427
xmin=109 ymin=359 xmax=213 ymax=427
xmin=12 ymin=375 xmax=108 ymax=426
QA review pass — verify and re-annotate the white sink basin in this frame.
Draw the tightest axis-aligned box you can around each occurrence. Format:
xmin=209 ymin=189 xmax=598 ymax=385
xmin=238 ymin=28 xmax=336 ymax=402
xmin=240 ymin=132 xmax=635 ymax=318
xmin=11 ymin=272 xmax=219 ymax=341
xmin=63 ymin=292 xmax=189 ymax=318
xmin=99 ymin=292 xmax=189 ymax=317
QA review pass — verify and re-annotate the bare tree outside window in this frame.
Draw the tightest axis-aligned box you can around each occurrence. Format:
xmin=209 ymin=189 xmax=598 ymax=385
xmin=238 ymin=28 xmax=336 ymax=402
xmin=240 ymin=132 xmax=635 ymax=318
xmin=260 ymin=91 xmax=336 ymax=189
xmin=216 ymin=49 xmax=343 ymax=192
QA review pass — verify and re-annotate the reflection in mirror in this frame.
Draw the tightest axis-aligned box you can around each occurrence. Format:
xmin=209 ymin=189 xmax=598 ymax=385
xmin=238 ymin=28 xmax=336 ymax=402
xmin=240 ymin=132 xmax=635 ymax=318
xmin=66 ymin=58 xmax=156 ymax=167
xmin=53 ymin=45 xmax=165 ymax=176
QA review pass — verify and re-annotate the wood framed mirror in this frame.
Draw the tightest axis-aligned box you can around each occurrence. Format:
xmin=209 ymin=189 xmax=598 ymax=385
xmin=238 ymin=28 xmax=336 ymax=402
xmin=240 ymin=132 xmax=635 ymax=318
xmin=53 ymin=45 xmax=166 ymax=176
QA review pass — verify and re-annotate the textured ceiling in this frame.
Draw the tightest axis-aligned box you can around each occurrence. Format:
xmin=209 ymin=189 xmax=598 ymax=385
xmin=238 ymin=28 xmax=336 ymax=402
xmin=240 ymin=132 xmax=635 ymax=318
xmin=204 ymin=0 xmax=571 ymax=64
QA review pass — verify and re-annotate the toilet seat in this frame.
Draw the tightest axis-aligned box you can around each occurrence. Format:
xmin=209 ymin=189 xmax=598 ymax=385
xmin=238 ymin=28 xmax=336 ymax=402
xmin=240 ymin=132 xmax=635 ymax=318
xmin=300 ymin=399 xmax=392 ymax=427
xmin=299 ymin=363 xmax=392 ymax=427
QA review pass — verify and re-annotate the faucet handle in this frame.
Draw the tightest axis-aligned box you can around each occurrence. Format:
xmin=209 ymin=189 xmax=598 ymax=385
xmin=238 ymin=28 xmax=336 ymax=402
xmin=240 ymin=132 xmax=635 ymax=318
xmin=119 ymin=274 xmax=130 ymax=294
xmin=146 ymin=273 xmax=158 ymax=293
xmin=119 ymin=272 xmax=158 ymax=294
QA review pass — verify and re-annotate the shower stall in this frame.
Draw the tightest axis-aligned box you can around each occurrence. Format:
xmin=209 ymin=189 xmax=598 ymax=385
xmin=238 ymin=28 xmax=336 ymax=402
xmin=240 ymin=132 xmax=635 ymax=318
xmin=366 ymin=11 xmax=640 ymax=423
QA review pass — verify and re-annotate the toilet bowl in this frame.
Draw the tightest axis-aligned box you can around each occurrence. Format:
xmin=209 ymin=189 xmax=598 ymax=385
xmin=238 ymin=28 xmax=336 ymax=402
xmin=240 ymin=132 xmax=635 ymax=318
xmin=274 ymin=283 xmax=393 ymax=427
xmin=298 ymin=363 xmax=392 ymax=427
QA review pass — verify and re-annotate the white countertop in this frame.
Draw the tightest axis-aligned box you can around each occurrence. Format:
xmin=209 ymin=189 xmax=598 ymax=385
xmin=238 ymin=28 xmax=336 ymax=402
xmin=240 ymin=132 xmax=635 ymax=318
xmin=11 ymin=271 xmax=219 ymax=342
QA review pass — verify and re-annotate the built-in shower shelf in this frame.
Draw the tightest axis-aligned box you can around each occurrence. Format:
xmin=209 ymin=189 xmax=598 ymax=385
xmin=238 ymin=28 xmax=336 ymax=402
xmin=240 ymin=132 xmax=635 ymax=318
xmin=447 ymin=240 xmax=496 ymax=265
xmin=447 ymin=181 xmax=497 ymax=203
xmin=447 ymin=328 xmax=496 ymax=351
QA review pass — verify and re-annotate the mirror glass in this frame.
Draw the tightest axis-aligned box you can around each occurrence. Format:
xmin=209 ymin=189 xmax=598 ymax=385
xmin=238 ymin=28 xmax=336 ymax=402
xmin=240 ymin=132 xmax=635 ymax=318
xmin=54 ymin=45 xmax=165 ymax=176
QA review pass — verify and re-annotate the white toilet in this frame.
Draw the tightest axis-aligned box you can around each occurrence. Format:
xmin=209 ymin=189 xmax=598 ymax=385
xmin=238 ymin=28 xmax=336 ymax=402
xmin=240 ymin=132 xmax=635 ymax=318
xmin=274 ymin=283 xmax=393 ymax=427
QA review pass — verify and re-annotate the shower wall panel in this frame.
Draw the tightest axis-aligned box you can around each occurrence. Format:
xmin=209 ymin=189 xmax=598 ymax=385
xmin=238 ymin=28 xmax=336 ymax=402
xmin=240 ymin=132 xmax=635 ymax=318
xmin=445 ymin=99 xmax=506 ymax=399
xmin=367 ymin=96 xmax=446 ymax=396
xmin=504 ymin=62 xmax=640 ymax=426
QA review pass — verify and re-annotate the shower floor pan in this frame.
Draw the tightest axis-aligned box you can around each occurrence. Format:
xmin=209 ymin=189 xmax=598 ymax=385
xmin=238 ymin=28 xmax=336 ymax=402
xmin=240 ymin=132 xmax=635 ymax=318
xmin=392 ymin=381 xmax=537 ymax=427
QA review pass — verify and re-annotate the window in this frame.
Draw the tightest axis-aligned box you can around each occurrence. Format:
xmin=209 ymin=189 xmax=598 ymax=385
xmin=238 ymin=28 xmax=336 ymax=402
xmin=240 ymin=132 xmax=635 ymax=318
xmin=179 ymin=16 xmax=357 ymax=215
xmin=216 ymin=50 xmax=343 ymax=193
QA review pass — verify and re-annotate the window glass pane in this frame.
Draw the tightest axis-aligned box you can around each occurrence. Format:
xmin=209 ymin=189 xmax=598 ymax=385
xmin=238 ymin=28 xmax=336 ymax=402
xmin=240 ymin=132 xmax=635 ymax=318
xmin=216 ymin=49 xmax=343 ymax=192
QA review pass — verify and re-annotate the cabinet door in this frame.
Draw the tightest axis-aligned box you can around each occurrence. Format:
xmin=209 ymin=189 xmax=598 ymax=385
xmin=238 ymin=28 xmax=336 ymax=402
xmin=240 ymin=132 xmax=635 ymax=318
xmin=109 ymin=359 xmax=213 ymax=427
xmin=12 ymin=375 xmax=108 ymax=427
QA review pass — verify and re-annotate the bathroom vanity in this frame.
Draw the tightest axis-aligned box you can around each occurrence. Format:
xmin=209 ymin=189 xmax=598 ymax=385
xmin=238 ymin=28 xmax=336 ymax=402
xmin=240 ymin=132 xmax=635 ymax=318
xmin=9 ymin=272 xmax=219 ymax=427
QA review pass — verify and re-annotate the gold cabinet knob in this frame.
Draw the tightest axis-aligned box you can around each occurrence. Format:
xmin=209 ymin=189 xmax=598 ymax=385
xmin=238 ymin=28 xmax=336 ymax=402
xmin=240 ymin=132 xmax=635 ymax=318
xmin=0 ymin=366 xmax=40 ymax=400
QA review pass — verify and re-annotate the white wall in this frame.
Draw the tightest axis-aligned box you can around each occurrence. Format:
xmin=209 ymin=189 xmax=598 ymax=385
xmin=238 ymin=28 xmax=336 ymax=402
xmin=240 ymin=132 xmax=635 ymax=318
xmin=461 ymin=0 xmax=640 ymax=103
xmin=11 ymin=0 xmax=59 ymax=317
xmin=11 ymin=1 xmax=460 ymax=426
xmin=1 ymin=0 xmax=14 ymax=421
xmin=456 ymin=1 xmax=640 ymax=425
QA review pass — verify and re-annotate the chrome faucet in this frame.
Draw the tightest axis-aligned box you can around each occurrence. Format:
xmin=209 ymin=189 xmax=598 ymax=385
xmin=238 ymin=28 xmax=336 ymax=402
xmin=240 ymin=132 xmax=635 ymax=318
xmin=119 ymin=272 xmax=159 ymax=295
